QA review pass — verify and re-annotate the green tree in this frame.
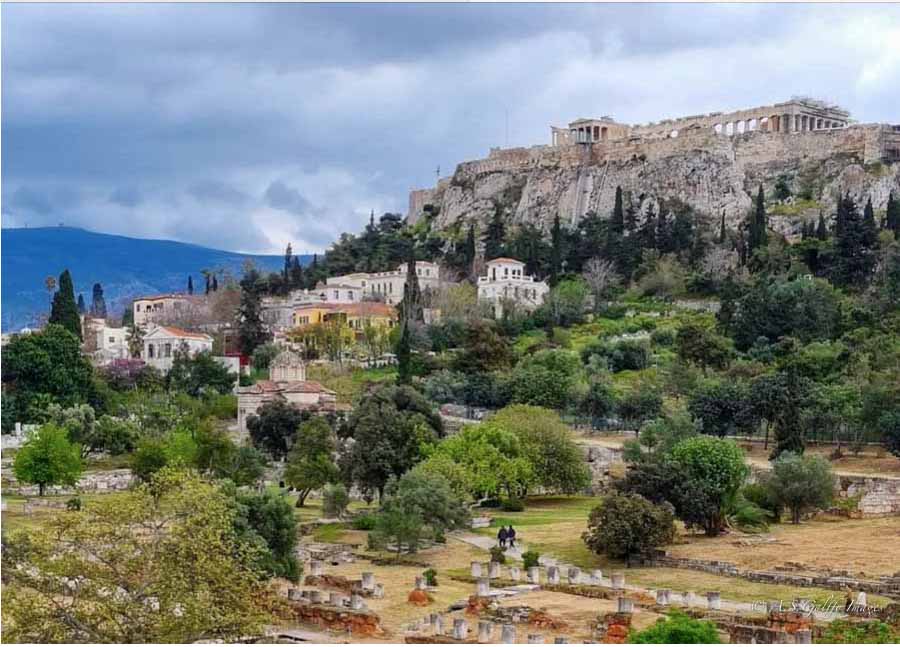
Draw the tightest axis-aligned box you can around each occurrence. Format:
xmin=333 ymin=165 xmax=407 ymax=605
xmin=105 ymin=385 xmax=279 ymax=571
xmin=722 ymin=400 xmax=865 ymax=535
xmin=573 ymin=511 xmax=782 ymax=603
xmin=167 ymin=349 xmax=236 ymax=397
xmin=1 ymin=468 xmax=273 ymax=642
xmin=833 ymin=193 xmax=877 ymax=288
xmin=131 ymin=438 xmax=171 ymax=483
xmin=13 ymin=424 xmax=83 ymax=496
xmin=90 ymin=282 xmax=108 ymax=319
xmin=821 ymin=619 xmax=898 ymax=644
xmin=452 ymin=320 xmax=513 ymax=374
xmin=688 ymin=380 xmax=757 ymax=437
xmin=2 ymin=324 xmax=95 ymax=427
xmin=322 ymin=483 xmax=350 ymax=518
xmin=549 ymin=214 xmax=564 ymax=283
xmin=632 ymin=611 xmax=721 ymax=644
xmin=246 ymin=400 xmax=305 ymax=460
xmin=488 ymin=404 xmax=591 ymax=494
xmin=747 ymin=185 xmax=768 ymax=258
xmin=395 ymin=319 xmax=413 ymax=385
xmin=675 ymin=323 xmax=732 ymax=371
xmin=283 ymin=417 xmax=339 ymax=506
xmin=232 ymin=488 xmax=300 ymax=581
xmin=483 ymin=206 xmax=506 ymax=260
xmin=669 ymin=436 xmax=749 ymax=535
xmin=251 ymin=342 xmax=282 ymax=372
xmin=237 ymin=265 xmax=268 ymax=355
xmin=341 ymin=385 xmax=443 ymax=500
xmin=49 ymin=269 xmax=82 ymax=340
xmin=763 ymin=452 xmax=836 ymax=523
xmin=886 ymin=191 xmax=900 ymax=235
xmin=582 ymin=493 xmax=675 ymax=559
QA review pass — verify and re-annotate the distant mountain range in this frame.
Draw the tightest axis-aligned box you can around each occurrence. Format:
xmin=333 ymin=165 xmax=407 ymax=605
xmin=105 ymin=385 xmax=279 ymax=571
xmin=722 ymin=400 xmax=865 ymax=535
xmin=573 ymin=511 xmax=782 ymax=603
xmin=1 ymin=227 xmax=309 ymax=331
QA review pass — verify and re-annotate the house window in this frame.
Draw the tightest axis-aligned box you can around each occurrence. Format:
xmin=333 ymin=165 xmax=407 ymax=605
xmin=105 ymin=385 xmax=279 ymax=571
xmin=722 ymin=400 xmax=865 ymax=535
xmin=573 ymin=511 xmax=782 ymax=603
xmin=164 ymin=343 xmax=172 ymax=358
xmin=109 ymin=336 xmax=115 ymax=343
xmin=148 ymin=344 xmax=155 ymax=358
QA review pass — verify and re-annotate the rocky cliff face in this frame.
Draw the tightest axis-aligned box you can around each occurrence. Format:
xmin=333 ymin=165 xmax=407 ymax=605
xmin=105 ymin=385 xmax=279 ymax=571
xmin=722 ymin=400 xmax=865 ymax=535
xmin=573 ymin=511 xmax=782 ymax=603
xmin=415 ymin=125 xmax=900 ymax=237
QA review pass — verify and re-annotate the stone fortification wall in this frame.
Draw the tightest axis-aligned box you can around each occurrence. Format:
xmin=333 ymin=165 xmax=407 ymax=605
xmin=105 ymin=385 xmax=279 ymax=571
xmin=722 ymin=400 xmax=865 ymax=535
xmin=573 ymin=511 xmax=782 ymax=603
xmin=418 ymin=124 xmax=899 ymax=236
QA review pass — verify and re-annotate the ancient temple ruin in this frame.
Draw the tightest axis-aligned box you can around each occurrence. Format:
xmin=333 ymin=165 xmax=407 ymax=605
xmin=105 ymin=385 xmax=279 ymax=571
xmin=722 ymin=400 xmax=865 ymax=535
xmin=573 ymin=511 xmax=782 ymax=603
xmin=551 ymin=97 xmax=851 ymax=145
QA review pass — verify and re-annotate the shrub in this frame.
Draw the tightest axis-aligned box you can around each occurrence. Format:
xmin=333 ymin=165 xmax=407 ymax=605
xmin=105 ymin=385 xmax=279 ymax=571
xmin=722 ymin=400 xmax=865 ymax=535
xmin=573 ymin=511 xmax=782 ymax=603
xmin=650 ymin=328 xmax=676 ymax=347
xmin=582 ymin=493 xmax=675 ymax=559
xmin=741 ymin=482 xmax=783 ymax=522
xmin=522 ymin=550 xmax=541 ymax=569
xmin=631 ymin=611 xmax=721 ymax=643
xmin=322 ymin=483 xmax=350 ymax=518
xmin=489 ymin=545 xmax=507 ymax=564
xmin=352 ymin=513 xmax=377 ymax=531
xmin=501 ymin=497 xmax=525 ymax=512
xmin=423 ymin=568 xmax=438 ymax=586
xmin=66 ymin=497 xmax=82 ymax=511
xmin=763 ymin=452 xmax=836 ymax=523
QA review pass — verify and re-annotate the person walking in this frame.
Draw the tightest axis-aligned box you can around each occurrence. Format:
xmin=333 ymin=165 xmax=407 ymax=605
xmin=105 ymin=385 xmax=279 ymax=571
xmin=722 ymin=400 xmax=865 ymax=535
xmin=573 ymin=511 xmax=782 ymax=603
xmin=497 ymin=526 xmax=508 ymax=549
xmin=507 ymin=525 xmax=517 ymax=549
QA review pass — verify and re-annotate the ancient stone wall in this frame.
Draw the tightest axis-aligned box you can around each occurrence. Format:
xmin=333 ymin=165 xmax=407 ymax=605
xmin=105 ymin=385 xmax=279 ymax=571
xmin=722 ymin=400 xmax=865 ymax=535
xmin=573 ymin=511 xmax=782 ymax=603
xmin=417 ymin=124 xmax=900 ymax=236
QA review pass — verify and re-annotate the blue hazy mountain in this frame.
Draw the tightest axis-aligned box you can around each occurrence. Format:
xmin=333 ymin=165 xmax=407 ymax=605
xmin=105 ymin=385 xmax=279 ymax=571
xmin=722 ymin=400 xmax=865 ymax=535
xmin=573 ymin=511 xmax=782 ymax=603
xmin=1 ymin=227 xmax=308 ymax=331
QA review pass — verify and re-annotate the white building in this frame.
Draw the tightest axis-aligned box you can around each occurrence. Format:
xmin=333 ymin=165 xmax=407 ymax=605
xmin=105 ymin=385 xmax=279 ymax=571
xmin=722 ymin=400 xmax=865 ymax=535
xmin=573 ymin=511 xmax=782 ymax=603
xmin=477 ymin=257 xmax=550 ymax=317
xmin=83 ymin=318 xmax=130 ymax=365
xmin=141 ymin=325 xmax=214 ymax=372
xmin=133 ymin=294 xmax=207 ymax=328
xmin=260 ymin=261 xmax=448 ymax=330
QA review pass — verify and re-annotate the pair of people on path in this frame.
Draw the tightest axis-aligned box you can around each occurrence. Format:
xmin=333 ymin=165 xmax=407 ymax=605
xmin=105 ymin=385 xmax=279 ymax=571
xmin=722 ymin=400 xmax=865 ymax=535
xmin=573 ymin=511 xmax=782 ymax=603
xmin=497 ymin=525 xmax=517 ymax=549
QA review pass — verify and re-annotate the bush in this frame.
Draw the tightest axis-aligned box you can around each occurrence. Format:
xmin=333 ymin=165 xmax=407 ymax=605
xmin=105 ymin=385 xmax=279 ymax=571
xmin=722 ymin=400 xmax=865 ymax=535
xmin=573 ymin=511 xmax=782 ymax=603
xmin=489 ymin=545 xmax=507 ymax=564
xmin=522 ymin=550 xmax=540 ymax=569
xmin=501 ymin=497 xmax=525 ymax=512
xmin=763 ymin=452 xmax=836 ymax=523
xmin=741 ymin=482 xmax=783 ymax=522
xmin=583 ymin=493 xmax=675 ymax=559
xmin=650 ymin=328 xmax=676 ymax=347
xmin=352 ymin=513 xmax=377 ymax=531
xmin=322 ymin=483 xmax=350 ymax=518
xmin=66 ymin=497 xmax=82 ymax=511
xmin=423 ymin=568 xmax=438 ymax=586
xmin=631 ymin=611 xmax=721 ymax=643
xmin=581 ymin=339 xmax=651 ymax=372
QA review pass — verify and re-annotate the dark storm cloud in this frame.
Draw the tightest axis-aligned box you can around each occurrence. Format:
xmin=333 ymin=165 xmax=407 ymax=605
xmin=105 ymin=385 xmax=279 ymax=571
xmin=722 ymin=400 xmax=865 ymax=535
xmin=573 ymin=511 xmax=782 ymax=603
xmin=3 ymin=3 xmax=899 ymax=252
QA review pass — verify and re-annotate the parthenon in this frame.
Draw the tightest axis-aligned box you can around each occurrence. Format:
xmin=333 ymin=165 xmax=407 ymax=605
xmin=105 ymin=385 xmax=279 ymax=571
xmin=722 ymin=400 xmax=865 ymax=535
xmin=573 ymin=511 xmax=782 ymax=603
xmin=551 ymin=97 xmax=851 ymax=146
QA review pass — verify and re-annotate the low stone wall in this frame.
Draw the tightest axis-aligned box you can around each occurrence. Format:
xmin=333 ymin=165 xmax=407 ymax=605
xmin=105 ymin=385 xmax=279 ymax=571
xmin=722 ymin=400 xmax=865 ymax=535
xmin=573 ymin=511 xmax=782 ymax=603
xmin=645 ymin=551 xmax=900 ymax=599
xmin=841 ymin=475 xmax=900 ymax=516
xmin=286 ymin=599 xmax=383 ymax=637
xmin=3 ymin=469 xmax=134 ymax=496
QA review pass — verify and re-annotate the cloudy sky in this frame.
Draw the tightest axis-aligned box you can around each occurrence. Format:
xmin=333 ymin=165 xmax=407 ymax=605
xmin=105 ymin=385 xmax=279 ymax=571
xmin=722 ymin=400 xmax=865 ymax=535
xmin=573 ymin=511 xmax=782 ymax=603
xmin=3 ymin=3 xmax=900 ymax=254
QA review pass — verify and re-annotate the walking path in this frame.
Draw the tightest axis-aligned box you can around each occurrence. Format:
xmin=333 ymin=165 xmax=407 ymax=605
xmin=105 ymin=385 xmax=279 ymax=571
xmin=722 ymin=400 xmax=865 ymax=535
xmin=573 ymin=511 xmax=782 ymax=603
xmin=453 ymin=532 xmax=846 ymax=622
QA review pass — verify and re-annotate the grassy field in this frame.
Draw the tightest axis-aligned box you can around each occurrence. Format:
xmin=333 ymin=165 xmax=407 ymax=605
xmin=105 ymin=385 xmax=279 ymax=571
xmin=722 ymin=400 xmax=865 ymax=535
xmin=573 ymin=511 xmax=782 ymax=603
xmin=307 ymin=364 xmax=397 ymax=404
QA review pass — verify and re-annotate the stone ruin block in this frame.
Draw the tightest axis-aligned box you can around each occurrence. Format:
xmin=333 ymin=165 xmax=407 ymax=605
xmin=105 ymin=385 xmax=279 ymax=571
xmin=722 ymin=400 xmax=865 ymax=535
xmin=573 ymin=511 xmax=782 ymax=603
xmin=452 ymin=618 xmax=468 ymax=640
xmin=610 ymin=572 xmax=625 ymax=589
xmin=477 ymin=578 xmax=491 ymax=597
xmin=501 ymin=624 xmax=517 ymax=643
xmin=706 ymin=591 xmax=721 ymax=610
xmin=509 ymin=566 xmax=521 ymax=581
xmin=617 ymin=597 xmax=634 ymax=614
xmin=655 ymin=589 xmax=670 ymax=606
xmin=488 ymin=561 xmax=501 ymax=579
xmin=373 ymin=583 xmax=385 ymax=598
xmin=567 ymin=567 xmax=581 ymax=585
xmin=471 ymin=561 xmax=483 ymax=578
xmin=591 ymin=569 xmax=603 ymax=585
xmin=547 ymin=566 xmax=560 ymax=585
xmin=430 ymin=612 xmax=443 ymax=635
xmin=527 ymin=567 xmax=541 ymax=584
xmin=527 ymin=633 xmax=544 ymax=643
xmin=361 ymin=571 xmax=375 ymax=591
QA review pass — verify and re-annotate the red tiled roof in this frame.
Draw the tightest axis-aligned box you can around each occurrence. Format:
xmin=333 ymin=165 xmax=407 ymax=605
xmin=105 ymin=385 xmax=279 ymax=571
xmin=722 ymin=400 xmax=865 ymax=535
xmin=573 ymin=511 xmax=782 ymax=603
xmin=486 ymin=257 xmax=525 ymax=265
xmin=152 ymin=325 xmax=213 ymax=341
xmin=242 ymin=380 xmax=336 ymax=395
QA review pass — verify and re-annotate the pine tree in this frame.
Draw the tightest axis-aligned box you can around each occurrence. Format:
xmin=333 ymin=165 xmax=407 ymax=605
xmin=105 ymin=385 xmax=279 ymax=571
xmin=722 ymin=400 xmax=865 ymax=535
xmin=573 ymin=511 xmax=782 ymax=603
xmin=49 ymin=269 xmax=82 ymax=340
xmin=483 ymin=207 xmax=506 ymax=260
xmin=89 ymin=283 xmax=107 ymax=319
xmin=550 ymin=214 xmax=563 ymax=284
xmin=639 ymin=204 xmax=657 ymax=250
xmin=211 ymin=275 xmax=219 ymax=292
xmin=187 ymin=275 xmax=194 ymax=295
xmin=77 ymin=294 xmax=86 ymax=315
xmin=887 ymin=192 xmax=900 ymax=235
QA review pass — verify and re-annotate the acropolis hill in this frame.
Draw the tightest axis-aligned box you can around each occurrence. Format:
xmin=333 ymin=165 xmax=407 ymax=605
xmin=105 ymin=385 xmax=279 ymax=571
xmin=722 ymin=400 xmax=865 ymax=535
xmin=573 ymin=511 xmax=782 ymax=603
xmin=409 ymin=97 xmax=900 ymax=235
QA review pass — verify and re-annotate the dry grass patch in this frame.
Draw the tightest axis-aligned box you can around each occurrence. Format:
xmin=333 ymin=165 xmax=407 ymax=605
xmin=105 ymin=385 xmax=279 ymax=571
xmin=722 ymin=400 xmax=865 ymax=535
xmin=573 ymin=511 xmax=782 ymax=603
xmin=668 ymin=516 xmax=900 ymax=577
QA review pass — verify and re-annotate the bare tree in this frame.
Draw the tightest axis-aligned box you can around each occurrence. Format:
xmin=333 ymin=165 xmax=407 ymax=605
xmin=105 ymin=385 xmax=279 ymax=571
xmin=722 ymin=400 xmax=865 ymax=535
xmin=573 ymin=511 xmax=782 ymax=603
xmin=582 ymin=257 xmax=620 ymax=312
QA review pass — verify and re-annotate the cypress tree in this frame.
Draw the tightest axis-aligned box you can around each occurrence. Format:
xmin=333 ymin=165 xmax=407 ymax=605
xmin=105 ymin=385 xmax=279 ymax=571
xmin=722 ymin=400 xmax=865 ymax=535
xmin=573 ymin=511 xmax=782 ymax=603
xmin=887 ymin=192 xmax=900 ymax=235
xmin=187 ymin=275 xmax=194 ymax=295
xmin=609 ymin=187 xmax=625 ymax=237
xmin=399 ymin=247 xmax=424 ymax=324
xmin=550 ymin=214 xmax=563 ymax=283
xmin=483 ymin=207 xmax=506 ymax=260
xmin=49 ymin=269 xmax=82 ymax=340
xmin=719 ymin=211 xmax=727 ymax=243
xmin=77 ymin=294 xmax=86 ymax=315
xmin=290 ymin=256 xmax=304 ymax=289
xmin=748 ymin=185 xmax=768 ymax=254
xmin=862 ymin=197 xmax=879 ymax=252
xmin=464 ymin=223 xmax=477 ymax=276
xmin=212 ymin=275 xmax=219 ymax=292
xmin=395 ymin=319 xmax=412 ymax=385
xmin=640 ymin=203 xmax=657 ymax=250
xmin=816 ymin=212 xmax=828 ymax=240
xmin=835 ymin=193 xmax=877 ymax=288
xmin=204 ymin=271 xmax=211 ymax=295
xmin=90 ymin=283 xmax=107 ymax=319
xmin=283 ymin=243 xmax=293 ymax=281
